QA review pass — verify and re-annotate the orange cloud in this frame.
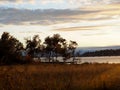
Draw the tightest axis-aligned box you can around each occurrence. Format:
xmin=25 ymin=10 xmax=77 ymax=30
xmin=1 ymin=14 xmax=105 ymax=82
xmin=54 ymin=25 xmax=105 ymax=31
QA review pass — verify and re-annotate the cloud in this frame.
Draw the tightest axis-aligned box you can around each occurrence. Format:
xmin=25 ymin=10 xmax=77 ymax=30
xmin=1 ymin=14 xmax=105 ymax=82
xmin=0 ymin=0 xmax=35 ymax=4
xmin=0 ymin=8 xmax=100 ymax=25
xmin=0 ymin=0 xmax=64 ymax=5
xmin=54 ymin=25 xmax=106 ymax=31
xmin=54 ymin=25 xmax=106 ymax=32
xmin=0 ymin=3 xmax=119 ymax=30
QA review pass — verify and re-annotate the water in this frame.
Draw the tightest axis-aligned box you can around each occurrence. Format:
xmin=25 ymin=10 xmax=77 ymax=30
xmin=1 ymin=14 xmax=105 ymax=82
xmin=34 ymin=56 xmax=120 ymax=64
xmin=80 ymin=56 xmax=120 ymax=64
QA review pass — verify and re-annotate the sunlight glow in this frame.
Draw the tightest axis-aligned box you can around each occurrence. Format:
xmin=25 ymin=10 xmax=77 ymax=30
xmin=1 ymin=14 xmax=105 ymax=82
xmin=0 ymin=0 xmax=120 ymax=47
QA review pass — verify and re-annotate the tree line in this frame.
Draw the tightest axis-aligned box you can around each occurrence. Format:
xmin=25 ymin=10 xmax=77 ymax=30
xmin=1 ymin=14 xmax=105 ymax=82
xmin=82 ymin=49 xmax=120 ymax=57
xmin=0 ymin=32 xmax=78 ymax=65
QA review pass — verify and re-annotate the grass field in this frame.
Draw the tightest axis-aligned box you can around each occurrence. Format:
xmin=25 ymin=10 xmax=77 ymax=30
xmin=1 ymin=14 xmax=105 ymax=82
xmin=0 ymin=63 xmax=120 ymax=90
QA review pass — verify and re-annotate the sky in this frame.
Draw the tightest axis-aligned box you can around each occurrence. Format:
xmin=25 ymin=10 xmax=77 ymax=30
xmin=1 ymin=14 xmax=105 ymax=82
xmin=0 ymin=0 xmax=120 ymax=47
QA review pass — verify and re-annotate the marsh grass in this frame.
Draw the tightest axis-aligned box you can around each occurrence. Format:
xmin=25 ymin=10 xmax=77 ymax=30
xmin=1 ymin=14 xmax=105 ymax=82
xmin=0 ymin=64 xmax=120 ymax=90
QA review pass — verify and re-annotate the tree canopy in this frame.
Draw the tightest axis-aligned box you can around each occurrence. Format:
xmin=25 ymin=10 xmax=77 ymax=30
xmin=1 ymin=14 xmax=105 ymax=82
xmin=0 ymin=32 xmax=23 ymax=64
xmin=0 ymin=32 xmax=78 ymax=64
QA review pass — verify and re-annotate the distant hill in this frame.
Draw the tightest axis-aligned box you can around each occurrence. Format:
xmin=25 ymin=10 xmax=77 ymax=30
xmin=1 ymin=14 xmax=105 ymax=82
xmin=76 ymin=46 xmax=120 ymax=56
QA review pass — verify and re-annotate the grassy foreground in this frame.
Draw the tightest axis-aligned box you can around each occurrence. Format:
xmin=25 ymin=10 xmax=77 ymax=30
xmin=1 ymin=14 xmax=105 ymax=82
xmin=0 ymin=64 xmax=120 ymax=90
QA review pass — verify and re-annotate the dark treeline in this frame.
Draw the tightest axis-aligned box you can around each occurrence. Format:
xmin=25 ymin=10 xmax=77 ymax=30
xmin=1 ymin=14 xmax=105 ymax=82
xmin=82 ymin=49 xmax=120 ymax=57
xmin=0 ymin=32 xmax=78 ymax=65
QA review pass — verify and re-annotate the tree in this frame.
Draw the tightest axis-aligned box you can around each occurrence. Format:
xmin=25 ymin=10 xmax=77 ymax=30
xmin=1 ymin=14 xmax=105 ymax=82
xmin=60 ymin=40 xmax=70 ymax=62
xmin=68 ymin=40 xmax=78 ymax=63
xmin=44 ymin=34 xmax=79 ymax=63
xmin=25 ymin=35 xmax=41 ymax=59
xmin=0 ymin=32 xmax=23 ymax=64
xmin=0 ymin=32 xmax=79 ymax=64
xmin=52 ymin=34 xmax=67 ymax=61
xmin=44 ymin=34 xmax=67 ymax=62
xmin=44 ymin=36 xmax=54 ymax=62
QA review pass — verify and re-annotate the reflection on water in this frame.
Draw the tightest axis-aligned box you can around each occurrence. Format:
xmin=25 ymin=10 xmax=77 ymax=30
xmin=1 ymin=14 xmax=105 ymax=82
xmin=34 ymin=56 xmax=120 ymax=64
xmin=80 ymin=56 xmax=120 ymax=64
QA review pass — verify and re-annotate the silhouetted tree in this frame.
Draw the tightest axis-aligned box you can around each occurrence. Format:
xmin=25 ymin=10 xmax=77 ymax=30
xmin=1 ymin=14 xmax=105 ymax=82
xmin=44 ymin=36 xmax=54 ymax=62
xmin=0 ymin=32 xmax=23 ymax=64
xmin=60 ymin=41 xmax=70 ymax=62
xmin=25 ymin=35 xmax=41 ymax=59
xmin=44 ymin=34 xmax=68 ymax=62
xmin=68 ymin=40 xmax=78 ymax=63
xmin=0 ymin=32 xmax=79 ymax=64
xmin=52 ymin=34 xmax=67 ymax=61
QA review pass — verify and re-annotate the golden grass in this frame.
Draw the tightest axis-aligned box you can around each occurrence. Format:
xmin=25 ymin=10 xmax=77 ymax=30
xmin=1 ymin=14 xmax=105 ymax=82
xmin=0 ymin=64 xmax=120 ymax=90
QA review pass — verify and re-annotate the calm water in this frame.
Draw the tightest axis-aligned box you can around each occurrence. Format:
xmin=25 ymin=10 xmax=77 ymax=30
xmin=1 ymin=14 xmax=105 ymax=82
xmin=80 ymin=56 xmax=120 ymax=64
xmin=34 ymin=56 xmax=120 ymax=64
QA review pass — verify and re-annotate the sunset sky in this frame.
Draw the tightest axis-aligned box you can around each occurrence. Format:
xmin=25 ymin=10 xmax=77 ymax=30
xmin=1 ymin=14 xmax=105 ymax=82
xmin=0 ymin=0 xmax=120 ymax=47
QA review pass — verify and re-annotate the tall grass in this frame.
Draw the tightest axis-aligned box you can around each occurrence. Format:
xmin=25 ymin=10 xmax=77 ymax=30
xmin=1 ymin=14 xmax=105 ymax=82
xmin=0 ymin=64 xmax=120 ymax=90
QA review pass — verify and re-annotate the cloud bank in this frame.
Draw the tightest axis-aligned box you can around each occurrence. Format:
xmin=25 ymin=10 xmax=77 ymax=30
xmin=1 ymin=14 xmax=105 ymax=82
xmin=0 ymin=1 xmax=119 ymax=33
xmin=0 ymin=3 xmax=119 ymax=26
xmin=0 ymin=8 xmax=100 ymax=25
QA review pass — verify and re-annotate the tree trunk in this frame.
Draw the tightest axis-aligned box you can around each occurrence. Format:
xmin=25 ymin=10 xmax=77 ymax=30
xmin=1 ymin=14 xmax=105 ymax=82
xmin=56 ymin=53 xmax=58 ymax=61
xmin=48 ymin=51 xmax=51 ymax=62
xmin=72 ymin=50 xmax=75 ymax=64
